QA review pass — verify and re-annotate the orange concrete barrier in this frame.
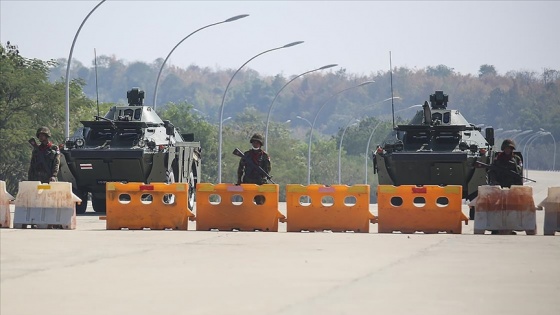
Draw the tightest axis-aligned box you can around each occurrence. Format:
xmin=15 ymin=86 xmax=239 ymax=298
xmin=195 ymin=183 xmax=284 ymax=231
xmin=285 ymin=184 xmax=374 ymax=232
xmin=1 ymin=181 xmax=14 ymax=228
xmin=105 ymin=182 xmax=194 ymax=230
xmin=538 ymin=187 xmax=559 ymax=236
xmin=472 ymin=185 xmax=537 ymax=235
xmin=377 ymin=185 xmax=467 ymax=234
xmin=13 ymin=181 xmax=80 ymax=229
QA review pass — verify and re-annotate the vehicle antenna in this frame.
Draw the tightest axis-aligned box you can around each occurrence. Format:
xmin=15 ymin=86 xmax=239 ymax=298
xmin=390 ymin=51 xmax=395 ymax=129
xmin=94 ymin=48 xmax=100 ymax=119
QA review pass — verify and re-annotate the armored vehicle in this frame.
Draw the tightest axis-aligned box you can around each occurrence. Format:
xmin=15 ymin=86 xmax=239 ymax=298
xmin=373 ymin=91 xmax=508 ymax=219
xmin=58 ymin=88 xmax=201 ymax=214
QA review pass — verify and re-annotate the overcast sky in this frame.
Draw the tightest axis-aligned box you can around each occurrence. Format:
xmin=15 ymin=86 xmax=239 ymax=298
xmin=1 ymin=1 xmax=559 ymax=77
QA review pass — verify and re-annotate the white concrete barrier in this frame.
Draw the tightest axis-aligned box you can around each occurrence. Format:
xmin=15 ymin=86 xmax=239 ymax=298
xmin=473 ymin=185 xmax=537 ymax=235
xmin=1 ymin=180 xmax=14 ymax=228
xmin=539 ymin=187 xmax=560 ymax=236
xmin=13 ymin=181 xmax=81 ymax=229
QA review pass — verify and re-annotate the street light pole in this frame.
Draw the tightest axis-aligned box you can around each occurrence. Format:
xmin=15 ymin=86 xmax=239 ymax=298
xmin=264 ymin=64 xmax=338 ymax=152
xmin=523 ymin=132 xmax=548 ymax=179
xmin=550 ymin=133 xmax=557 ymax=171
xmin=511 ymin=129 xmax=533 ymax=143
xmin=65 ymin=0 xmax=106 ymax=139
xmin=217 ymin=41 xmax=304 ymax=183
xmin=152 ymin=14 xmax=248 ymax=110
xmin=540 ymin=128 xmax=557 ymax=170
xmin=364 ymin=120 xmax=385 ymax=184
xmin=338 ymin=118 xmax=359 ymax=184
xmin=296 ymin=115 xmax=313 ymax=128
xmin=306 ymin=81 xmax=374 ymax=185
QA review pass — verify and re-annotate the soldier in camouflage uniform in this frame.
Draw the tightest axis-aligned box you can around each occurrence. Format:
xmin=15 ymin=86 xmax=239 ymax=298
xmin=237 ymin=134 xmax=271 ymax=205
xmin=488 ymin=139 xmax=523 ymax=188
xmin=237 ymin=133 xmax=271 ymax=185
xmin=28 ymin=126 xmax=60 ymax=183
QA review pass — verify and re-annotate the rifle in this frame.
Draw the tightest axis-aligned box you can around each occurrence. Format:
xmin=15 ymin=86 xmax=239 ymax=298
xmin=232 ymin=148 xmax=275 ymax=184
xmin=474 ymin=161 xmax=536 ymax=183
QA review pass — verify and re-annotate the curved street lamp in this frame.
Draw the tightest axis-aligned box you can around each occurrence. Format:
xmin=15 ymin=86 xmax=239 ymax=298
xmin=514 ymin=130 xmax=537 ymax=152
xmin=296 ymin=115 xmax=312 ymax=128
xmin=364 ymin=104 xmax=422 ymax=184
xmin=498 ymin=129 xmax=519 ymax=138
xmin=540 ymin=128 xmax=557 ymax=170
xmin=217 ymin=41 xmax=304 ymax=182
xmin=511 ymin=129 xmax=533 ymax=143
xmin=152 ymin=14 xmax=249 ymax=110
xmin=305 ymin=81 xmax=374 ymax=185
xmin=65 ymin=0 xmax=106 ymax=139
xmin=338 ymin=118 xmax=359 ymax=184
xmin=523 ymin=131 xmax=548 ymax=179
xmin=264 ymin=64 xmax=338 ymax=151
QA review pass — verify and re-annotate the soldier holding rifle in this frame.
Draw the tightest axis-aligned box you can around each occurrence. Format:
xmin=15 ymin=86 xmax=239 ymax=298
xmin=28 ymin=126 xmax=60 ymax=183
xmin=234 ymin=134 xmax=272 ymax=205
xmin=487 ymin=139 xmax=524 ymax=188
xmin=236 ymin=133 xmax=272 ymax=185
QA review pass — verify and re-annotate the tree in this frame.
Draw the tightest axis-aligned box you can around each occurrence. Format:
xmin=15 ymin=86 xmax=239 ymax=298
xmin=479 ymin=64 xmax=497 ymax=77
xmin=0 ymin=42 xmax=94 ymax=194
xmin=426 ymin=64 xmax=455 ymax=77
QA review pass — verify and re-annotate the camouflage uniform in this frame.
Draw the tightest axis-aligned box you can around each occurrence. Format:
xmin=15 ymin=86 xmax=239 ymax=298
xmin=488 ymin=139 xmax=523 ymax=188
xmin=28 ymin=127 xmax=60 ymax=183
xmin=237 ymin=134 xmax=271 ymax=185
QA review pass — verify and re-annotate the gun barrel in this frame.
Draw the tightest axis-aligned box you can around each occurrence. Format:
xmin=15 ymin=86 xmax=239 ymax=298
xmin=232 ymin=148 xmax=244 ymax=158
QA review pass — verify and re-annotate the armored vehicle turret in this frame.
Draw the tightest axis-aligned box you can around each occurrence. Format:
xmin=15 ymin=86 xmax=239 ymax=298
xmin=58 ymin=88 xmax=201 ymax=214
xmin=373 ymin=91 xmax=511 ymax=218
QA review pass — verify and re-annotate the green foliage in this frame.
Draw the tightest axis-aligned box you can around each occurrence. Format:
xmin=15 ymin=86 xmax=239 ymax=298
xmin=158 ymin=101 xmax=217 ymax=183
xmin=0 ymin=42 xmax=95 ymax=194
xmin=479 ymin=64 xmax=497 ymax=77
xmin=4 ymin=43 xmax=560 ymax=197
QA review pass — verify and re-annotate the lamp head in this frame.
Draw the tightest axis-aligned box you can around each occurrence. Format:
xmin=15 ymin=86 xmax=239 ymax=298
xmin=319 ymin=64 xmax=338 ymax=70
xmin=225 ymin=14 xmax=249 ymax=22
xmin=283 ymin=41 xmax=304 ymax=48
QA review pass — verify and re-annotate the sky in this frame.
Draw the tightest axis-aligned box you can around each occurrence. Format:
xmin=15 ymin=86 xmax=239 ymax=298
xmin=1 ymin=1 xmax=559 ymax=77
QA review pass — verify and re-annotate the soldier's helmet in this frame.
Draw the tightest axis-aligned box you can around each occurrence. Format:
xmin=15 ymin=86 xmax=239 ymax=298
xmin=250 ymin=133 xmax=265 ymax=146
xmin=501 ymin=139 xmax=516 ymax=150
xmin=36 ymin=126 xmax=52 ymax=138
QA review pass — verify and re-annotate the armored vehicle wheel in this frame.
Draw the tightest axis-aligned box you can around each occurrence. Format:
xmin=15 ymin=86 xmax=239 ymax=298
xmin=188 ymin=170 xmax=196 ymax=211
xmin=74 ymin=190 xmax=88 ymax=214
xmin=92 ymin=196 xmax=107 ymax=213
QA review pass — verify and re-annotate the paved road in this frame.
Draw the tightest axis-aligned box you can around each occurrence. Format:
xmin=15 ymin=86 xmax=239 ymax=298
xmin=1 ymin=171 xmax=559 ymax=315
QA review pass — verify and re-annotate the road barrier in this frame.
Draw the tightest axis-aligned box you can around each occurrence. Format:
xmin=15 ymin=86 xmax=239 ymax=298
xmin=538 ymin=187 xmax=560 ymax=236
xmin=195 ymin=183 xmax=284 ymax=231
xmin=472 ymin=185 xmax=537 ymax=235
xmin=104 ymin=182 xmax=194 ymax=230
xmin=13 ymin=181 xmax=80 ymax=229
xmin=377 ymin=185 xmax=467 ymax=234
xmin=1 ymin=181 xmax=14 ymax=228
xmin=285 ymin=184 xmax=374 ymax=232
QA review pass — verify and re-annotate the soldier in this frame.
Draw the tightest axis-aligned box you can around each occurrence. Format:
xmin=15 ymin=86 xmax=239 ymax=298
xmin=488 ymin=139 xmax=523 ymax=188
xmin=237 ymin=133 xmax=271 ymax=205
xmin=28 ymin=126 xmax=60 ymax=183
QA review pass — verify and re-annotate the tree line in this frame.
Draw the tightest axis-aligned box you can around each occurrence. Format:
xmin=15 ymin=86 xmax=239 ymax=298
xmin=2 ymin=42 xmax=559 ymax=200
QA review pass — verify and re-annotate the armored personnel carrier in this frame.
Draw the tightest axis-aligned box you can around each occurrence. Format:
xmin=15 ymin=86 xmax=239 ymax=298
xmin=373 ymin=91 xmax=501 ymax=218
xmin=58 ymin=88 xmax=201 ymax=214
